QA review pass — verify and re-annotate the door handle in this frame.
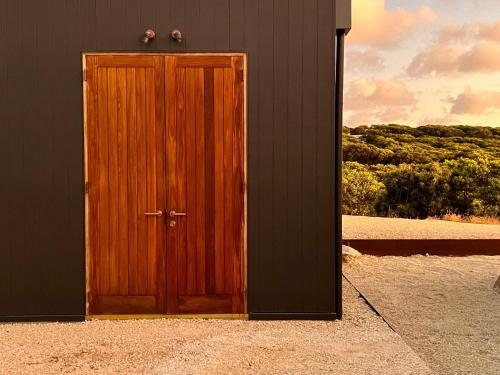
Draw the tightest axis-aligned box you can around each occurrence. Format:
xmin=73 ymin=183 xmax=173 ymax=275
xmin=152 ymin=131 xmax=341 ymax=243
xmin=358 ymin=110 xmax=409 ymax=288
xmin=169 ymin=210 xmax=187 ymax=218
xmin=144 ymin=210 xmax=163 ymax=217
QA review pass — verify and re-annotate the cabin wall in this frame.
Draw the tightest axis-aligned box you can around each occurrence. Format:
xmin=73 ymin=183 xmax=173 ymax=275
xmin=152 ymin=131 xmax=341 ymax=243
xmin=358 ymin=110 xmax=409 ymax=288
xmin=0 ymin=0 xmax=338 ymax=320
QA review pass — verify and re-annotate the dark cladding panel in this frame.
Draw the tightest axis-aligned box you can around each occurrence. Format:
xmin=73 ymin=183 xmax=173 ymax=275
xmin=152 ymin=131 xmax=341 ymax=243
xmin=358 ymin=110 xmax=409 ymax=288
xmin=0 ymin=0 xmax=338 ymax=320
xmin=0 ymin=0 xmax=97 ymax=317
xmin=336 ymin=0 xmax=351 ymax=31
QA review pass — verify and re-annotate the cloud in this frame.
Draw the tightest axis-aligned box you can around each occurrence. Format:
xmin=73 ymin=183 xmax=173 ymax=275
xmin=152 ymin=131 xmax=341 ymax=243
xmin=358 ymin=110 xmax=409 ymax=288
xmin=348 ymin=0 xmax=437 ymax=47
xmin=407 ymin=44 xmax=465 ymax=76
xmin=419 ymin=113 xmax=458 ymax=126
xmin=448 ymin=89 xmax=500 ymax=115
xmin=346 ymin=49 xmax=385 ymax=72
xmin=458 ymin=41 xmax=500 ymax=72
xmin=345 ymin=79 xmax=416 ymax=111
xmin=437 ymin=24 xmax=472 ymax=43
xmin=478 ymin=21 xmax=500 ymax=41
xmin=408 ymin=21 xmax=500 ymax=76
xmin=345 ymin=107 xmax=412 ymax=126
xmin=438 ymin=21 xmax=500 ymax=43
xmin=344 ymin=79 xmax=417 ymax=125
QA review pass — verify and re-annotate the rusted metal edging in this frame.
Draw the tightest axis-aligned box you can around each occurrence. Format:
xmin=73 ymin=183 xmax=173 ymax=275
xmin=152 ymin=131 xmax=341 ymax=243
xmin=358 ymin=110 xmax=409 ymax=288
xmin=343 ymin=239 xmax=500 ymax=257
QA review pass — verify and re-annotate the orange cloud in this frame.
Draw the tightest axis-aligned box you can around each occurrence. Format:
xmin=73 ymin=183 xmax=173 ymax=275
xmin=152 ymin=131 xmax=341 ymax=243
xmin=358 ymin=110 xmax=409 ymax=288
xmin=345 ymin=106 xmax=412 ymax=126
xmin=348 ymin=0 xmax=437 ymax=47
xmin=344 ymin=79 xmax=417 ymax=125
xmin=408 ymin=21 xmax=500 ymax=76
xmin=478 ymin=21 xmax=500 ymax=42
xmin=407 ymin=44 xmax=465 ymax=75
xmin=345 ymin=79 xmax=416 ymax=110
xmin=458 ymin=41 xmax=500 ymax=72
xmin=438 ymin=21 xmax=500 ymax=43
xmin=449 ymin=89 xmax=500 ymax=115
xmin=438 ymin=24 xmax=472 ymax=43
xmin=346 ymin=49 xmax=384 ymax=72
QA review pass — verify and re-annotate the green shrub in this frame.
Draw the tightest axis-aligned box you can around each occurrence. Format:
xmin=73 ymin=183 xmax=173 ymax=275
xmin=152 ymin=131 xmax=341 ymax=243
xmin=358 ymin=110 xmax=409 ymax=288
xmin=341 ymin=124 xmax=500 ymax=219
xmin=342 ymin=162 xmax=386 ymax=216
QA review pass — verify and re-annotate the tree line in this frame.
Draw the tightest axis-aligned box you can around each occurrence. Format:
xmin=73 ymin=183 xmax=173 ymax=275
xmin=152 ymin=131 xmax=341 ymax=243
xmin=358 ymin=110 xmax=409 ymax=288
xmin=342 ymin=124 xmax=500 ymax=219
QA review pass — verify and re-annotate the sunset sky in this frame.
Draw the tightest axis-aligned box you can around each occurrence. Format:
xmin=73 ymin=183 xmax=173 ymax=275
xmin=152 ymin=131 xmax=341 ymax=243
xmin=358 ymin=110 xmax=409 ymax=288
xmin=344 ymin=0 xmax=500 ymax=127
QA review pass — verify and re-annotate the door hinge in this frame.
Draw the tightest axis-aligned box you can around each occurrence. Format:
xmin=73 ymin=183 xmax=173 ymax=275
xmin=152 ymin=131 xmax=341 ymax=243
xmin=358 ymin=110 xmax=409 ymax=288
xmin=85 ymin=181 xmax=89 ymax=194
xmin=83 ymin=69 xmax=87 ymax=82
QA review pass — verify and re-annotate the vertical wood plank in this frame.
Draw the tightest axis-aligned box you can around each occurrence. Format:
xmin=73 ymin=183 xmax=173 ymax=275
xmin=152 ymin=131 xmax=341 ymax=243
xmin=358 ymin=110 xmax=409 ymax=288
xmin=214 ymin=68 xmax=225 ymax=295
xmin=166 ymin=56 xmax=179 ymax=312
xmin=146 ymin=67 xmax=157 ymax=296
xmin=154 ymin=56 xmax=167 ymax=312
xmin=97 ymin=67 xmax=110 ymax=296
xmin=86 ymin=56 xmax=100 ymax=309
xmin=204 ymin=67 xmax=216 ymax=295
xmin=232 ymin=56 xmax=246 ymax=312
xmin=126 ymin=68 xmax=139 ymax=296
xmin=176 ymin=67 xmax=187 ymax=296
xmin=107 ymin=67 xmax=120 ymax=296
xmin=223 ymin=67 xmax=234 ymax=296
xmin=195 ymin=68 xmax=206 ymax=296
xmin=136 ymin=67 xmax=148 ymax=296
xmin=117 ymin=67 xmax=129 ymax=296
xmin=185 ymin=68 xmax=197 ymax=295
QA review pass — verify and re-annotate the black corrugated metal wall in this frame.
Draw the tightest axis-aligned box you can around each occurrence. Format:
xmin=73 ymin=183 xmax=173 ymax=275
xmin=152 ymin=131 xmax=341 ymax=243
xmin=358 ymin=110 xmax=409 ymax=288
xmin=0 ymin=0 xmax=338 ymax=320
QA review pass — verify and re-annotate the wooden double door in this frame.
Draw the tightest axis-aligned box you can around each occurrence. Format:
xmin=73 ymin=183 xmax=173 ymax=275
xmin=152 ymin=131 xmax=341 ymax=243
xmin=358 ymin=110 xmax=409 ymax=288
xmin=85 ymin=54 xmax=245 ymax=315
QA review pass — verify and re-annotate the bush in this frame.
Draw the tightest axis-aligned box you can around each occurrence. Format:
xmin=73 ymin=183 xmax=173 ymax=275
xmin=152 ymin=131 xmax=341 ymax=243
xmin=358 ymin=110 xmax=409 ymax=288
xmin=342 ymin=162 xmax=386 ymax=216
xmin=341 ymin=124 xmax=500 ymax=219
xmin=375 ymin=163 xmax=452 ymax=218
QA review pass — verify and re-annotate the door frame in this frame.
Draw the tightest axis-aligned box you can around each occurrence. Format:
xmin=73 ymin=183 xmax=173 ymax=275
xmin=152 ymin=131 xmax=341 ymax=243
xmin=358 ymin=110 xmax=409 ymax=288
xmin=82 ymin=53 xmax=248 ymax=318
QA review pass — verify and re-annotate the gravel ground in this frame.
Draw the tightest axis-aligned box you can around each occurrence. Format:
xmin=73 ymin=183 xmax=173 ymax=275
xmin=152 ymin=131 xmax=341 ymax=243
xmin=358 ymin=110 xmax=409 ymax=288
xmin=0 ymin=282 xmax=431 ymax=375
xmin=343 ymin=215 xmax=500 ymax=239
xmin=344 ymin=255 xmax=500 ymax=375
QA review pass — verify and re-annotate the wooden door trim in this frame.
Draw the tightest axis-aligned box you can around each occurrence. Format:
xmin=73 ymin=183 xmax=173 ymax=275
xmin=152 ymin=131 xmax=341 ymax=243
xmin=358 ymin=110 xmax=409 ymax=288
xmin=83 ymin=53 xmax=246 ymax=57
xmin=83 ymin=54 xmax=90 ymax=316
xmin=86 ymin=313 xmax=249 ymax=320
xmin=83 ymin=53 xmax=248 ymax=316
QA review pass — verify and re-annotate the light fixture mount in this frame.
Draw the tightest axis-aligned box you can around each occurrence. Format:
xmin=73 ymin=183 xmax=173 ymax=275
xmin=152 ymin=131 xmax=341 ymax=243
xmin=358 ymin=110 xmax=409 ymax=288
xmin=143 ymin=29 xmax=156 ymax=44
xmin=170 ymin=29 xmax=183 ymax=43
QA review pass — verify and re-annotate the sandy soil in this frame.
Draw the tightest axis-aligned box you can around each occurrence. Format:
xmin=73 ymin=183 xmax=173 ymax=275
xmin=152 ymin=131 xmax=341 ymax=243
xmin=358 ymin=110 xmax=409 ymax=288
xmin=343 ymin=215 xmax=500 ymax=239
xmin=0 ymin=282 xmax=431 ymax=375
xmin=344 ymin=255 xmax=500 ymax=375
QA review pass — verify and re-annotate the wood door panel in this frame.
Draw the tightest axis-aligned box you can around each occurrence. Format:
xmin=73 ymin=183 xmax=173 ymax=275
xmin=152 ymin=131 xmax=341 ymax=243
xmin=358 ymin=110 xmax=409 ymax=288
xmin=97 ymin=296 xmax=157 ymax=314
xmin=177 ymin=295 xmax=232 ymax=314
xmin=87 ymin=54 xmax=245 ymax=316
xmin=86 ymin=55 xmax=166 ymax=315
xmin=166 ymin=55 xmax=245 ymax=314
xmin=185 ymin=68 xmax=198 ymax=296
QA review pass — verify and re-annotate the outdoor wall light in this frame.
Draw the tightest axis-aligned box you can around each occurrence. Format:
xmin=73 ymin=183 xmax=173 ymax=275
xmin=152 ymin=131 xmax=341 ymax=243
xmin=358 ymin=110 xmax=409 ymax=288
xmin=143 ymin=29 xmax=156 ymax=44
xmin=170 ymin=29 xmax=183 ymax=43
